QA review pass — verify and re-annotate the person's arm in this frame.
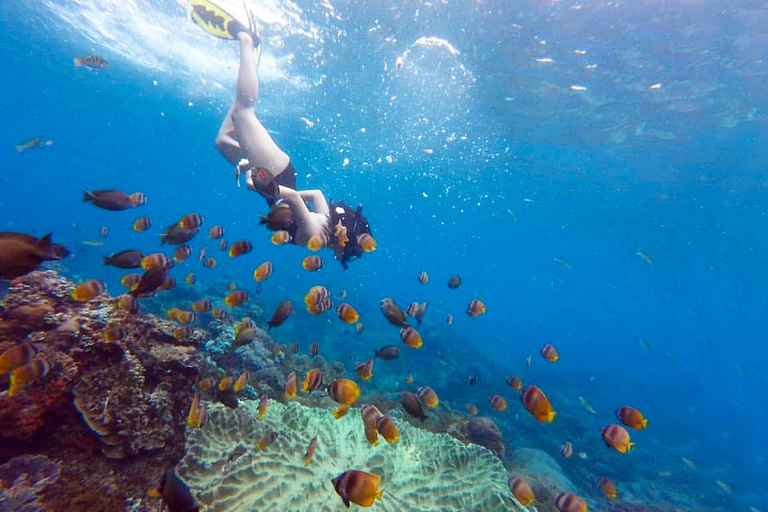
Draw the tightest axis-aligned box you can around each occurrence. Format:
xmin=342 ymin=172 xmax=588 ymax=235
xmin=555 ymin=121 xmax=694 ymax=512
xmin=297 ymin=189 xmax=330 ymax=215
xmin=277 ymin=186 xmax=313 ymax=224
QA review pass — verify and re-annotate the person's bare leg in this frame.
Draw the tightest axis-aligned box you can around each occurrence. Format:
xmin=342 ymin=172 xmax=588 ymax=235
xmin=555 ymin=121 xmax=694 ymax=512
xmin=230 ymin=32 xmax=289 ymax=175
xmin=215 ymin=104 xmax=244 ymax=166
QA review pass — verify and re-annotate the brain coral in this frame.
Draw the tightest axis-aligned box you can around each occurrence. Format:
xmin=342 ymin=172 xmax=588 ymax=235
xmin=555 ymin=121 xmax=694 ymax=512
xmin=178 ymin=401 xmax=525 ymax=511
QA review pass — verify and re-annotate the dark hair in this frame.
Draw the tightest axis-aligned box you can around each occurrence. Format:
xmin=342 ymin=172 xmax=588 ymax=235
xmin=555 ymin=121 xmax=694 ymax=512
xmin=328 ymin=201 xmax=371 ymax=269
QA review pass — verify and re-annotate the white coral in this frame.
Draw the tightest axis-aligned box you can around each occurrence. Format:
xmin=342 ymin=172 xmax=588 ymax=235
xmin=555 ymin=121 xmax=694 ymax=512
xmin=178 ymin=401 xmax=526 ymax=512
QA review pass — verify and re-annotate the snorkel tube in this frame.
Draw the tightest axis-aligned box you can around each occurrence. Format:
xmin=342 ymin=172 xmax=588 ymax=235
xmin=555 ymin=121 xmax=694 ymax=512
xmin=350 ymin=203 xmax=363 ymax=235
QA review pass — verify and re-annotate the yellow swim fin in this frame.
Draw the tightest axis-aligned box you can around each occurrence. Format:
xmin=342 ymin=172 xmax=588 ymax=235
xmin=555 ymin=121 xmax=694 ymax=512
xmin=189 ymin=0 xmax=256 ymax=41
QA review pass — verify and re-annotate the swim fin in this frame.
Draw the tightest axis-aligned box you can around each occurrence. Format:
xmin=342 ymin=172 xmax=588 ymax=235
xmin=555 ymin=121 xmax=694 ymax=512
xmin=189 ymin=0 xmax=258 ymax=43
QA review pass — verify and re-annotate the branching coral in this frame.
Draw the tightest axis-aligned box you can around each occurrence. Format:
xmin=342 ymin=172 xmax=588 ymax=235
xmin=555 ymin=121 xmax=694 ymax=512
xmin=177 ymin=401 xmax=527 ymax=511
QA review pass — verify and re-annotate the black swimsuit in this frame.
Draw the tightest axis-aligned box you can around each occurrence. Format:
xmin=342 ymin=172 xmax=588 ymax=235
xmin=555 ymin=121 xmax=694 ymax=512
xmin=263 ymin=161 xmax=297 ymax=207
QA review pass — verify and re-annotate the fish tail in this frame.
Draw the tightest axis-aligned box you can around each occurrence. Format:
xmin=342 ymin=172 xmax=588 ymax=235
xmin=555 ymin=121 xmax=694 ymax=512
xmin=74 ymin=57 xmax=83 ymax=67
xmin=82 ymin=191 xmax=95 ymax=202
xmin=376 ymin=488 xmax=384 ymax=500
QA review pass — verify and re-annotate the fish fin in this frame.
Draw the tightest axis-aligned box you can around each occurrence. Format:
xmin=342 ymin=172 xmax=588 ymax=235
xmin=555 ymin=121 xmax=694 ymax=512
xmin=82 ymin=191 xmax=95 ymax=201
xmin=627 ymin=442 xmax=635 ymax=452
xmin=341 ymin=492 xmax=350 ymax=508
xmin=548 ymin=411 xmax=557 ymax=422
xmin=376 ymin=488 xmax=384 ymax=500
xmin=642 ymin=419 xmax=649 ymax=428
xmin=34 ymin=233 xmax=62 ymax=260
xmin=74 ymin=57 xmax=83 ymax=67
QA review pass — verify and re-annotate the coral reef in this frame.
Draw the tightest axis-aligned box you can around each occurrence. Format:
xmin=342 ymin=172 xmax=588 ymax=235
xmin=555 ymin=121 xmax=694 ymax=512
xmin=0 ymin=271 xmax=206 ymax=510
xmin=0 ymin=455 xmax=61 ymax=512
xmin=178 ymin=400 xmax=524 ymax=511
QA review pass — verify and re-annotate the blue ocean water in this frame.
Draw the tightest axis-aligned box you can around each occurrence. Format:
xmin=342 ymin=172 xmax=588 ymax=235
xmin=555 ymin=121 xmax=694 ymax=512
xmin=2 ymin=0 xmax=767 ymax=510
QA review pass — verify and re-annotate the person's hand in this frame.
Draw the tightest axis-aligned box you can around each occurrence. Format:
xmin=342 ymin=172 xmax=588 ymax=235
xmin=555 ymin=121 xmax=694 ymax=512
xmin=244 ymin=169 xmax=256 ymax=191
xmin=236 ymin=158 xmax=250 ymax=188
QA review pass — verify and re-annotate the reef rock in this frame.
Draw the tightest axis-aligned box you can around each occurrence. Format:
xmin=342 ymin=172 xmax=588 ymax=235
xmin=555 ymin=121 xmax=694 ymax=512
xmin=509 ymin=447 xmax=577 ymax=509
xmin=0 ymin=454 xmax=61 ymax=511
xmin=178 ymin=401 xmax=525 ymax=511
xmin=466 ymin=416 xmax=506 ymax=460
xmin=0 ymin=270 xmax=204 ymax=510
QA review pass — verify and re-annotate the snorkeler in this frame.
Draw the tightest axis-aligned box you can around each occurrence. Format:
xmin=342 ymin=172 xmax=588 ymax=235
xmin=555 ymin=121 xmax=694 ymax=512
xmin=190 ymin=0 xmax=374 ymax=268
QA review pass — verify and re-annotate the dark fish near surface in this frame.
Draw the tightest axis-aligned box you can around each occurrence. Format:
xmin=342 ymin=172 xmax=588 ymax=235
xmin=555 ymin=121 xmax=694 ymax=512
xmin=103 ymin=249 xmax=144 ymax=269
xmin=380 ymin=298 xmax=409 ymax=328
xmin=268 ymin=300 xmax=293 ymax=330
xmin=0 ymin=232 xmax=70 ymax=280
xmin=74 ymin=54 xmax=109 ymax=69
xmin=260 ymin=203 xmax=293 ymax=230
xmin=129 ymin=268 xmax=168 ymax=297
xmin=374 ymin=345 xmax=400 ymax=360
xmin=152 ymin=469 xmax=201 ymax=512
xmin=401 ymin=391 xmax=427 ymax=421
xmin=447 ymin=275 xmax=462 ymax=289
xmin=82 ymin=190 xmax=136 ymax=211
xmin=160 ymin=223 xmax=199 ymax=245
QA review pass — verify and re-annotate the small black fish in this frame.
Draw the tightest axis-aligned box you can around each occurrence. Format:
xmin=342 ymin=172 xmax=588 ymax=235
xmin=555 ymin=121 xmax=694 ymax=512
xmin=448 ymin=275 xmax=462 ymax=289
xmin=82 ymin=190 xmax=135 ymax=211
xmin=374 ymin=345 xmax=401 ymax=361
xmin=468 ymin=374 xmax=478 ymax=386
xmin=129 ymin=267 xmax=167 ymax=297
xmin=160 ymin=223 xmax=199 ymax=245
xmin=103 ymin=249 xmax=144 ymax=269
xmin=267 ymin=300 xmax=293 ymax=330
xmin=380 ymin=298 xmax=409 ymax=328
xmin=401 ymin=391 xmax=427 ymax=421
xmin=217 ymin=388 xmax=239 ymax=409
xmin=154 ymin=469 xmax=200 ymax=512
